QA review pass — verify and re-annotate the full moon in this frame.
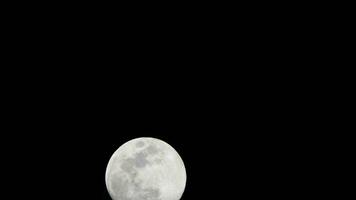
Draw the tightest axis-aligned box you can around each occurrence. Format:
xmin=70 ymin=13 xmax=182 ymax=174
xmin=105 ymin=137 xmax=187 ymax=200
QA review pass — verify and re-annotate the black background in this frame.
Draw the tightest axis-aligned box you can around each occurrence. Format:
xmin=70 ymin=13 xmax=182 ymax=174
xmin=4 ymin=38 xmax=312 ymax=199
xmin=1 ymin=3 xmax=324 ymax=199
xmin=5 ymin=72 xmax=308 ymax=199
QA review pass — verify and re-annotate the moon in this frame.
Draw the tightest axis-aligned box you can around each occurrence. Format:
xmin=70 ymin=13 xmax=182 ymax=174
xmin=105 ymin=137 xmax=187 ymax=200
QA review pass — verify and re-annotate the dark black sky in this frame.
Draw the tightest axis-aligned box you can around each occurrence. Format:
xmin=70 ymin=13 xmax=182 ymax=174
xmin=1 ymin=0 xmax=336 ymax=198
xmin=14 ymin=85 xmax=304 ymax=200
xmin=3 ymin=5 xmax=315 ymax=198
xmin=3 ymin=67 xmax=311 ymax=200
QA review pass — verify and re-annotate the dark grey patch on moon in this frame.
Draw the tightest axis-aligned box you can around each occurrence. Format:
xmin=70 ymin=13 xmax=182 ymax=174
xmin=111 ymin=175 xmax=129 ymax=199
xmin=146 ymin=145 xmax=159 ymax=155
xmin=136 ymin=141 xmax=145 ymax=147
xmin=134 ymin=152 xmax=149 ymax=168
xmin=120 ymin=158 xmax=135 ymax=173
xmin=154 ymin=158 xmax=163 ymax=164
xmin=133 ymin=181 xmax=142 ymax=191
xmin=111 ymin=172 xmax=161 ymax=200
xmin=140 ymin=188 xmax=160 ymax=200
xmin=120 ymin=158 xmax=139 ymax=182
xmin=121 ymin=151 xmax=149 ymax=174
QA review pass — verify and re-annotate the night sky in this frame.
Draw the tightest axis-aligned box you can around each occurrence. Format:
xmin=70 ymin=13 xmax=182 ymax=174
xmin=3 ymin=71 xmax=307 ymax=200
xmin=1 ymin=0 xmax=329 ymax=198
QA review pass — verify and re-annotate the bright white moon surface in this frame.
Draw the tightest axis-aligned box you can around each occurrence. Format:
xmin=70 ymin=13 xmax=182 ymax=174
xmin=105 ymin=137 xmax=187 ymax=200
